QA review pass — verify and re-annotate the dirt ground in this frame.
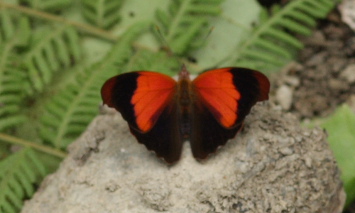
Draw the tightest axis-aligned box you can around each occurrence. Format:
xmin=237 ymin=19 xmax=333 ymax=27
xmin=272 ymin=9 xmax=355 ymax=212
xmin=273 ymin=10 xmax=355 ymax=120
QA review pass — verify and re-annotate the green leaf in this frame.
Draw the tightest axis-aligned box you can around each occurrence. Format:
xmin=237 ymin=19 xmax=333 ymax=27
xmin=154 ymin=0 xmax=223 ymax=55
xmin=0 ymin=10 xmax=15 ymax=43
xmin=0 ymin=14 xmax=28 ymax=132
xmin=190 ymin=0 xmax=260 ymax=71
xmin=0 ymin=148 xmax=46 ymax=213
xmin=0 ymin=9 xmax=30 ymax=47
xmin=124 ymin=49 xmax=180 ymax=76
xmin=81 ymin=0 xmax=124 ymax=29
xmin=23 ymin=25 xmax=81 ymax=93
xmin=230 ymin=0 xmax=335 ymax=73
xmin=194 ymin=0 xmax=335 ymax=73
xmin=320 ymin=105 xmax=355 ymax=207
xmin=16 ymin=17 xmax=31 ymax=47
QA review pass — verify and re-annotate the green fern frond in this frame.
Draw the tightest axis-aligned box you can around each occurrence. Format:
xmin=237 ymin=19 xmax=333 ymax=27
xmin=0 ymin=10 xmax=16 ymax=44
xmin=231 ymin=0 xmax=335 ymax=71
xmin=0 ymin=49 xmax=27 ymax=131
xmin=23 ymin=25 xmax=81 ymax=93
xmin=154 ymin=0 xmax=223 ymax=55
xmin=19 ymin=0 xmax=72 ymax=11
xmin=39 ymin=22 xmax=149 ymax=148
xmin=81 ymin=0 xmax=124 ymax=29
xmin=0 ymin=10 xmax=30 ymax=47
xmin=125 ymin=49 xmax=180 ymax=76
xmin=0 ymin=14 xmax=30 ymax=131
xmin=0 ymin=148 xmax=46 ymax=213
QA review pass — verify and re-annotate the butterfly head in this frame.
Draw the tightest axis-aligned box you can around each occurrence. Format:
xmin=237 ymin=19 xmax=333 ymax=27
xmin=179 ymin=64 xmax=190 ymax=81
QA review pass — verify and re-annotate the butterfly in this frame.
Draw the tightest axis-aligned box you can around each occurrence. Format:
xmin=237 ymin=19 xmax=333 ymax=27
xmin=101 ymin=66 xmax=270 ymax=164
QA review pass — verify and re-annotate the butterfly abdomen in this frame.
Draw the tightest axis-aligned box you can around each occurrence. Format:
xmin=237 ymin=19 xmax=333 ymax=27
xmin=176 ymin=71 xmax=193 ymax=139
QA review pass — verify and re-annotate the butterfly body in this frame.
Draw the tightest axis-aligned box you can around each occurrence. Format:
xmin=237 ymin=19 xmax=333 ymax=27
xmin=101 ymin=66 xmax=270 ymax=164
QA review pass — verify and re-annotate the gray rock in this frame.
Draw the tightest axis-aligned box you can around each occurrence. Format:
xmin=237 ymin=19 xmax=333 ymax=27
xmin=339 ymin=0 xmax=355 ymax=32
xmin=341 ymin=63 xmax=355 ymax=83
xmin=276 ymin=85 xmax=293 ymax=110
xmin=22 ymin=104 xmax=345 ymax=213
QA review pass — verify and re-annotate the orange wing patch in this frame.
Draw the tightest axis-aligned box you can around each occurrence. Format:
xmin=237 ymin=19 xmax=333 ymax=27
xmin=192 ymin=68 xmax=241 ymax=128
xmin=132 ymin=72 xmax=176 ymax=132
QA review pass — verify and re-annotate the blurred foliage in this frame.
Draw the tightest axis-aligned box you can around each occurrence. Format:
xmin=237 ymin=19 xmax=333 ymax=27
xmin=320 ymin=104 xmax=355 ymax=207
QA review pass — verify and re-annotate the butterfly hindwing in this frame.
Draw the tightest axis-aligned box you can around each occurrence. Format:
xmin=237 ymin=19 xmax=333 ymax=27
xmin=190 ymin=67 xmax=270 ymax=160
xmin=101 ymin=71 xmax=183 ymax=163
xmin=129 ymin=102 xmax=182 ymax=163
xmin=190 ymin=101 xmax=243 ymax=160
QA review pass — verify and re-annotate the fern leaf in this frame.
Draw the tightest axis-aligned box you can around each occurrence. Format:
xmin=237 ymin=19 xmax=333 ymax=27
xmin=81 ymin=0 xmax=124 ymax=29
xmin=0 ymin=10 xmax=15 ymax=43
xmin=124 ymin=49 xmax=180 ymax=76
xmin=154 ymin=0 xmax=223 ymax=55
xmin=19 ymin=0 xmax=72 ymax=11
xmin=0 ymin=14 xmax=30 ymax=131
xmin=39 ymin=22 xmax=149 ymax=148
xmin=0 ymin=148 xmax=46 ymax=213
xmin=0 ymin=10 xmax=30 ymax=47
xmin=230 ymin=0 xmax=335 ymax=71
xmin=23 ymin=25 xmax=81 ymax=93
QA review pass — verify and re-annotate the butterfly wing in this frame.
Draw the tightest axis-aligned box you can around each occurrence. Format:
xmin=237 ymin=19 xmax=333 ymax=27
xmin=101 ymin=71 xmax=183 ymax=163
xmin=190 ymin=67 xmax=270 ymax=160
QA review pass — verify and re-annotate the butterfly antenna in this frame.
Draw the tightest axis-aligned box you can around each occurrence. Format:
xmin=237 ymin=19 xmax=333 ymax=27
xmin=154 ymin=25 xmax=174 ymax=56
xmin=154 ymin=25 xmax=187 ymax=75
xmin=204 ymin=26 xmax=215 ymax=41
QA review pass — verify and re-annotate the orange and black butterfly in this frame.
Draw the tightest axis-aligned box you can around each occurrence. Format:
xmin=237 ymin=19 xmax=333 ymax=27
xmin=101 ymin=66 xmax=270 ymax=164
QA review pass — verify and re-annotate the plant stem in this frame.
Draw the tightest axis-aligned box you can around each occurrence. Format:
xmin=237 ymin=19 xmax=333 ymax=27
xmin=0 ymin=133 xmax=67 ymax=158
xmin=0 ymin=2 xmax=117 ymax=41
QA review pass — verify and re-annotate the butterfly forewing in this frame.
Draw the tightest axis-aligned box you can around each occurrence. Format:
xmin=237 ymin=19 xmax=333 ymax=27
xmin=101 ymin=71 xmax=183 ymax=163
xmin=190 ymin=68 xmax=270 ymax=160
xmin=101 ymin=72 xmax=140 ymax=129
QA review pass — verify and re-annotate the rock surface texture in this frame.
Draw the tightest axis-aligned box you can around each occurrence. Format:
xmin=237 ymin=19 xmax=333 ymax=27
xmin=22 ymin=104 xmax=345 ymax=213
